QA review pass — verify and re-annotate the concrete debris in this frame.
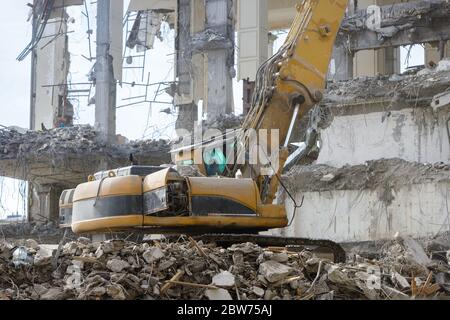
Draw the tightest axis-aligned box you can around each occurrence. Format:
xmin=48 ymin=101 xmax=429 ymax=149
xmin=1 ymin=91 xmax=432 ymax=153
xmin=203 ymin=114 xmax=244 ymax=132
xmin=0 ymin=223 xmax=69 ymax=243
xmin=25 ymin=239 xmax=39 ymax=250
xmin=142 ymin=247 xmax=165 ymax=263
xmin=40 ymin=288 xmax=67 ymax=300
xmin=283 ymin=158 xmax=450 ymax=194
xmin=381 ymin=236 xmax=432 ymax=277
xmin=33 ymin=245 xmax=57 ymax=267
xmin=252 ymin=286 xmax=265 ymax=297
xmin=0 ymin=125 xmax=171 ymax=185
xmin=211 ymin=271 xmax=235 ymax=288
xmin=391 ymin=272 xmax=410 ymax=290
xmin=320 ymin=173 xmax=335 ymax=182
xmin=400 ymin=236 xmax=433 ymax=268
xmin=270 ymin=252 xmax=289 ymax=263
xmin=435 ymin=273 xmax=450 ymax=292
xmin=106 ymin=259 xmax=130 ymax=273
xmin=259 ymin=260 xmax=293 ymax=283
xmin=436 ymin=59 xmax=450 ymax=73
xmin=381 ymin=285 xmax=409 ymax=300
xmin=1 ymin=235 xmax=450 ymax=300
xmin=324 ymin=69 xmax=450 ymax=106
xmin=205 ymin=288 xmax=233 ymax=301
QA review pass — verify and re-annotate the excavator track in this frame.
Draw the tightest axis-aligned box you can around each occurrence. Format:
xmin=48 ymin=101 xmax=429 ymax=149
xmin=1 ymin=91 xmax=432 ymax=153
xmin=192 ymin=234 xmax=346 ymax=263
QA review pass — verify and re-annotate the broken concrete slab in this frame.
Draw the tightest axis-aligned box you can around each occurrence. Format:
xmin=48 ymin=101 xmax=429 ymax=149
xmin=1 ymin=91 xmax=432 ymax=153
xmin=252 ymin=286 xmax=265 ymax=298
xmin=323 ymin=70 xmax=450 ymax=107
xmin=320 ymin=174 xmax=336 ymax=182
xmin=40 ymin=288 xmax=67 ymax=300
xmin=143 ymin=247 xmax=165 ymax=264
xmin=106 ymin=284 xmax=127 ymax=300
xmin=382 ymin=285 xmax=409 ymax=300
xmin=270 ymin=252 xmax=289 ymax=263
xmin=211 ymin=271 xmax=235 ymax=288
xmin=106 ymin=258 xmax=130 ymax=273
xmin=25 ymin=239 xmax=40 ymax=250
xmin=400 ymin=236 xmax=433 ymax=266
xmin=0 ymin=125 xmax=171 ymax=186
xmin=259 ymin=261 xmax=293 ymax=283
xmin=33 ymin=245 xmax=58 ymax=266
xmin=205 ymin=288 xmax=233 ymax=300
xmin=284 ymin=159 xmax=450 ymax=194
xmin=391 ymin=271 xmax=411 ymax=290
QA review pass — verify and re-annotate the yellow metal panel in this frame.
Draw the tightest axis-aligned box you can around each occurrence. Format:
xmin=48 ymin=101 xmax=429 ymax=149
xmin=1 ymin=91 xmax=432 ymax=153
xmin=143 ymin=168 xmax=174 ymax=192
xmin=74 ymin=176 xmax=142 ymax=202
xmin=187 ymin=177 xmax=260 ymax=211
xmin=72 ymin=215 xmax=143 ymax=234
xmin=143 ymin=216 xmax=287 ymax=229
xmin=257 ymin=204 xmax=286 ymax=218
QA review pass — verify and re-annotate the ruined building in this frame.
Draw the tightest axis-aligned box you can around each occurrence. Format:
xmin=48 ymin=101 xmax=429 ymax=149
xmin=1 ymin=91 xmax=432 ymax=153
xmin=0 ymin=1 xmax=449 ymax=244
xmin=0 ymin=0 xmax=450 ymax=302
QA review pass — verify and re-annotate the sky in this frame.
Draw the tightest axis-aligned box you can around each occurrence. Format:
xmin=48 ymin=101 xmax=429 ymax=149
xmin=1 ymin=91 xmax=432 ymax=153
xmin=0 ymin=1 xmax=32 ymax=219
xmin=0 ymin=0 xmax=31 ymax=129
xmin=0 ymin=1 xmax=424 ymax=218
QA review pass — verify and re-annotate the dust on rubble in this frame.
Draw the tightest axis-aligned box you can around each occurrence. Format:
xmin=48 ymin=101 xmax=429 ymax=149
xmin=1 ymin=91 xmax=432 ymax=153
xmin=0 ymin=125 xmax=171 ymax=163
xmin=324 ymin=65 xmax=450 ymax=105
xmin=1 ymin=234 xmax=449 ymax=300
xmin=0 ymin=222 xmax=77 ymax=244
xmin=283 ymin=158 xmax=450 ymax=194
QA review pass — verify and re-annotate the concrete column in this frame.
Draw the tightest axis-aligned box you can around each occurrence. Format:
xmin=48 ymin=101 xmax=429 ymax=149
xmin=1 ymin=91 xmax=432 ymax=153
xmin=28 ymin=184 xmax=62 ymax=225
xmin=30 ymin=14 xmax=71 ymax=130
xmin=95 ymin=0 xmax=117 ymax=144
xmin=175 ymin=0 xmax=198 ymax=133
xmin=425 ymin=41 xmax=450 ymax=65
xmin=329 ymin=1 xmax=354 ymax=81
xmin=331 ymin=45 xmax=354 ymax=81
xmin=205 ymin=0 xmax=235 ymax=122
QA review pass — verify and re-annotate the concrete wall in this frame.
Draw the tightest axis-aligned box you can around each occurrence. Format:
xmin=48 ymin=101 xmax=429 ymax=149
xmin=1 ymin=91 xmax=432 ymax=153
xmin=317 ymin=107 xmax=450 ymax=167
xmin=277 ymin=181 xmax=450 ymax=242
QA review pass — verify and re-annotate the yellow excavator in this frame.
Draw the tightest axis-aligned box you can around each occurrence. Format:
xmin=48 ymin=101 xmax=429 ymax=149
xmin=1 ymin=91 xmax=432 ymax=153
xmin=59 ymin=0 xmax=349 ymax=262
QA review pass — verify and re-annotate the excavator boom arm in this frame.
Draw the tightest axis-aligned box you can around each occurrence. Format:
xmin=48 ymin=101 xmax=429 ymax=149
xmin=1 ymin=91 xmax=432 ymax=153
xmin=232 ymin=0 xmax=348 ymax=202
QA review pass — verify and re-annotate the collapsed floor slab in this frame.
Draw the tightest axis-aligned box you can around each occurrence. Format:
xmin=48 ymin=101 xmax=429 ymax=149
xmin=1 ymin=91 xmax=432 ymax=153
xmin=0 ymin=125 xmax=171 ymax=187
xmin=274 ymin=159 xmax=450 ymax=242
xmin=315 ymin=67 xmax=450 ymax=167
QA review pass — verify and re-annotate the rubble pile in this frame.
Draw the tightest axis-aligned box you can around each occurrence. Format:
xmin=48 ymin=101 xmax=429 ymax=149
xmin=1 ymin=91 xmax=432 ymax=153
xmin=283 ymin=158 xmax=450 ymax=194
xmin=0 ymin=125 xmax=171 ymax=185
xmin=203 ymin=114 xmax=244 ymax=132
xmin=1 ymin=235 xmax=449 ymax=300
xmin=324 ymin=64 xmax=450 ymax=105
xmin=0 ymin=222 xmax=74 ymax=243
xmin=0 ymin=125 xmax=170 ymax=162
